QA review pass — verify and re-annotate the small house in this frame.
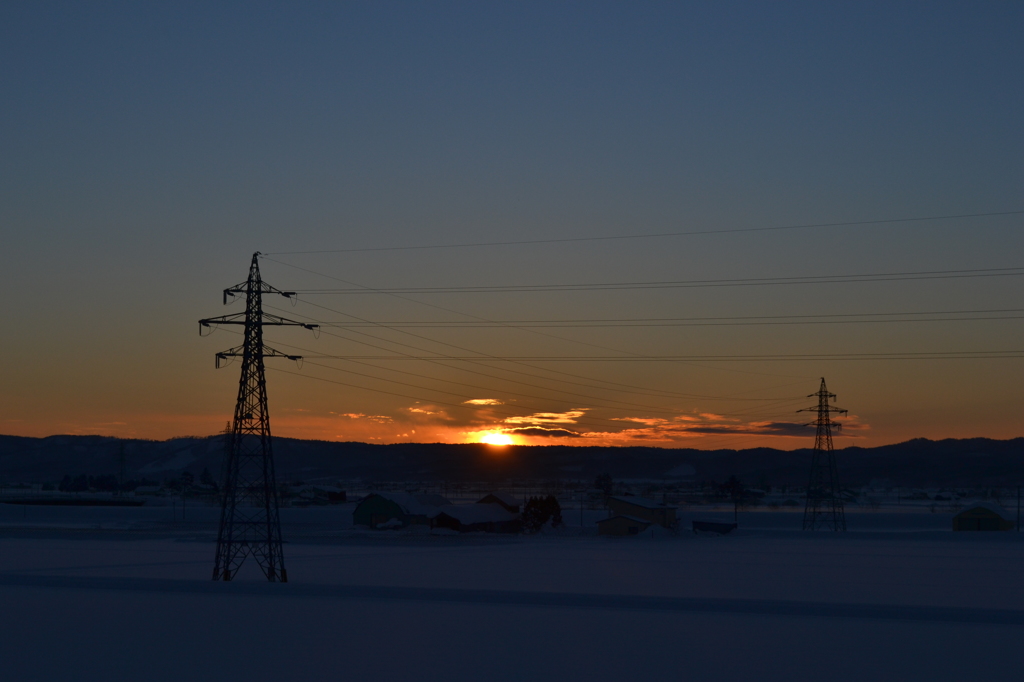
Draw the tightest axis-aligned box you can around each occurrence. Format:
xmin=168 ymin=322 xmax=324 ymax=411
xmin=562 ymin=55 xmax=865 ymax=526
xmin=952 ymin=502 xmax=1015 ymax=531
xmin=292 ymin=484 xmax=347 ymax=505
xmin=431 ymin=503 xmax=521 ymax=534
xmin=476 ymin=491 xmax=521 ymax=514
xmin=607 ymin=496 xmax=677 ymax=528
xmin=597 ymin=515 xmax=652 ymax=536
xmin=353 ymin=492 xmax=450 ymax=529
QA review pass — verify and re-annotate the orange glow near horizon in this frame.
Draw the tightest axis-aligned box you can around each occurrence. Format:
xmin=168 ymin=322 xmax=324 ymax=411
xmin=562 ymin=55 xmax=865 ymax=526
xmin=479 ymin=431 xmax=515 ymax=446
xmin=6 ymin=405 xmax=1017 ymax=451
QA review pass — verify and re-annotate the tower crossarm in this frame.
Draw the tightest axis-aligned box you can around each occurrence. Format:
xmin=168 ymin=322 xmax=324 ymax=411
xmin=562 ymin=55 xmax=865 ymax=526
xmin=797 ymin=406 xmax=848 ymax=415
xmin=805 ymin=389 xmax=837 ymax=399
xmin=220 ymin=253 xmax=297 ymax=303
xmin=199 ymin=312 xmax=318 ymax=332
xmin=223 ymin=281 xmax=297 ymax=304
xmin=199 ymin=312 xmax=247 ymax=329
xmin=214 ymin=344 xmax=303 ymax=368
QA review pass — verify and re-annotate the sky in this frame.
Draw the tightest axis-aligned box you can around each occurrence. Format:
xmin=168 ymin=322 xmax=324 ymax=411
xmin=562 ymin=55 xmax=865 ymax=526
xmin=1 ymin=1 xmax=1023 ymax=449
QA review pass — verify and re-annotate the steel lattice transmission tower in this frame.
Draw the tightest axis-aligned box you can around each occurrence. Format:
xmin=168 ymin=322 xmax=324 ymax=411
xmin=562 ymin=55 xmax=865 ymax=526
xmin=199 ymin=252 xmax=317 ymax=581
xmin=799 ymin=377 xmax=848 ymax=531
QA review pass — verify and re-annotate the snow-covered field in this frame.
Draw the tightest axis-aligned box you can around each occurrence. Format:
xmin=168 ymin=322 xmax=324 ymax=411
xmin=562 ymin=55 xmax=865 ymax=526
xmin=1 ymin=504 xmax=1022 ymax=681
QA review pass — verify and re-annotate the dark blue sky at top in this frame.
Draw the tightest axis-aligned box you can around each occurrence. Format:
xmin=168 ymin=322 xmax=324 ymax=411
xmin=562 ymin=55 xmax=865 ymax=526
xmin=1 ymin=1 xmax=1022 ymax=442
xmin=5 ymin=2 xmax=1020 ymax=242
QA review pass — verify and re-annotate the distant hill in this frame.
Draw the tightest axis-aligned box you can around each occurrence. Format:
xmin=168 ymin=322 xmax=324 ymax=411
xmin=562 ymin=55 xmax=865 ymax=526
xmin=0 ymin=434 xmax=1022 ymax=488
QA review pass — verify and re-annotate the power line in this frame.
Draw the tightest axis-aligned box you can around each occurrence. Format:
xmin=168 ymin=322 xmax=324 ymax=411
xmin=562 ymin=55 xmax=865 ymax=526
xmin=264 ymin=362 xmax=723 ymax=431
xmin=214 ymin=325 xmax=773 ymax=418
xmin=252 ymin=308 xmax=803 ymax=410
xmin=249 ymin=254 xmax=1024 ymax=446
xmin=277 ymin=296 xmax=816 ymax=393
xmin=262 ymin=255 xmax=812 ymax=381
xmin=265 ymin=363 xmax=811 ymax=433
xmin=261 ymin=210 xmax=1024 ymax=255
xmin=295 ymin=307 xmax=1024 ymax=328
xmin=294 ymin=350 xmax=1024 ymax=361
xmin=261 ymin=302 xmax=755 ymax=401
xmin=200 ymin=305 xmax=831 ymax=437
xmin=286 ymin=266 xmax=1024 ymax=295
xmin=206 ymin=315 xmax=811 ymax=436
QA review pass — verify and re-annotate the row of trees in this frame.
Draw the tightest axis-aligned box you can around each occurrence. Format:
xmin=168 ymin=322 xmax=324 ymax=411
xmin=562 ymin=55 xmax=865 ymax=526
xmin=58 ymin=474 xmax=151 ymax=493
xmin=57 ymin=468 xmax=217 ymax=493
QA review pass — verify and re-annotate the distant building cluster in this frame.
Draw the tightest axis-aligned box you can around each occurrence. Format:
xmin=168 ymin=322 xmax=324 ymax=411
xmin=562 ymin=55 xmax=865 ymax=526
xmin=597 ymin=495 xmax=677 ymax=536
xmin=353 ymin=491 xmax=523 ymax=534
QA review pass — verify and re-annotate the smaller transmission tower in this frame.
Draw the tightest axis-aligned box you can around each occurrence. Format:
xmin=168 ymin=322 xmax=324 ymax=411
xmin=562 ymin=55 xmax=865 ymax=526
xmin=799 ymin=377 xmax=848 ymax=531
xmin=199 ymin=252 xmax=317 ymax=582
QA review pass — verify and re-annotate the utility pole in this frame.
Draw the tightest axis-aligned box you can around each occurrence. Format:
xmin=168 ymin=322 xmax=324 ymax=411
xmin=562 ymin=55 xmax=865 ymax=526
xmin=199 ymin=252 xmax=317 ymax=582
xmin=799 ymin=377 xmax=848 ymax=531
xmin=115 ymin=442 xmax=127 ymax=497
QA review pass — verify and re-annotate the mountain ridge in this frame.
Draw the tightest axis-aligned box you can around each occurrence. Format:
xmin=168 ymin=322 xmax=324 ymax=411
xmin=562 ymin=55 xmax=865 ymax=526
xmin=1 ymin=434 xmax=1022 ymax=487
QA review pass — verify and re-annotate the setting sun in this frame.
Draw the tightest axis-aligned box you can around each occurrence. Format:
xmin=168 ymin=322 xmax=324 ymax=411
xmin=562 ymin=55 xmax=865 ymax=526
xmin=480 ymin=432 xmax=514 ymax=446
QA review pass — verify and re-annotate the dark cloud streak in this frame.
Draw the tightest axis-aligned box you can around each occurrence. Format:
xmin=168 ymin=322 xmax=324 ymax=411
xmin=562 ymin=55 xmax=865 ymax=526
xmin=506 ymin=426 xmax=583 ymax=438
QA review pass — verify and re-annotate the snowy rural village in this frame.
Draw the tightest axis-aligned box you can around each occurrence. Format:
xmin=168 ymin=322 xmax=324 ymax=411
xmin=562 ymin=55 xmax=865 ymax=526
xmin=2 ymin=432 xmax=1024 ymax=680
xmin=4 ymin=3 xmax=1024 ymax=681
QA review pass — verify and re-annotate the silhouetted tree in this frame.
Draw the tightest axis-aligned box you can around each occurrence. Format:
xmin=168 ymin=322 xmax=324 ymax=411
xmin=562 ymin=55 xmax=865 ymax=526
xmin=522 ymin=497 xmax=546 ymax=533
xmin=59 ymin=474 xmax=125 ymax=492
xmin=594 ymin=473 xmax=613 ymax=496
xmin=200 ymin=468 xmax=216 ymax=487
xmin=545 ymin=495 xmax=563 ymax=527
xmin=522 ymin=495 xmax=563 ymax=533
xmin=719 ymin=475 xmax=744 ymax=502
